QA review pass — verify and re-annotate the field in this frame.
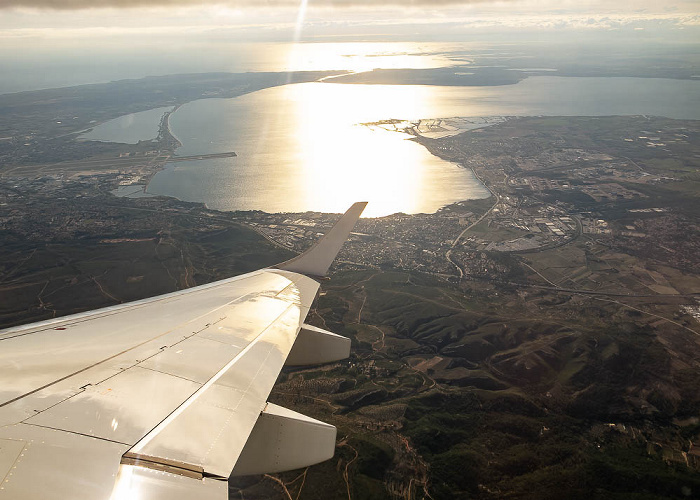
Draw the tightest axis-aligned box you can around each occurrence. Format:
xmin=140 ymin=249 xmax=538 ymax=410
xmin=0 ymin=199 xmax=293 ymax=327
xmin=223 ymin=265 xmax=700 ymax=499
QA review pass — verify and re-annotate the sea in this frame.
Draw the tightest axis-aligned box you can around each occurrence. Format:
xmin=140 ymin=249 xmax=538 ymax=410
xmin=85 ymin=76 xmax=700 ymax=217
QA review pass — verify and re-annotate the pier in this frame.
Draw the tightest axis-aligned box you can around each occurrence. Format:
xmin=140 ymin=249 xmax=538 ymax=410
xmin=167 ymin=152 xmax=237 ymax=162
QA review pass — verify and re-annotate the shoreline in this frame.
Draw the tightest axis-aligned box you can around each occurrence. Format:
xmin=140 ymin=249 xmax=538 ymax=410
xmin=138 ymin=105 xmax=183 ymax=197
xmin=158 ymin=105 xmax=183 ymax=149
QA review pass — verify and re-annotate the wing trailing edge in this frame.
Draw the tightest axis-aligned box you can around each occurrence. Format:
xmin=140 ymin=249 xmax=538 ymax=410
xmin=274 ymin=201 xmax=367 ymax=277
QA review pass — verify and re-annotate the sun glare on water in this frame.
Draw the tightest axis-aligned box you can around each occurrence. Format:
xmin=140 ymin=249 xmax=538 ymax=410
xmin=284 ymin=83 xmax=478 ymax=217
xmin=278 ymin=15 xmax=473 ymax=216
xmin=148 ymin=80 xmax=490 ymax=218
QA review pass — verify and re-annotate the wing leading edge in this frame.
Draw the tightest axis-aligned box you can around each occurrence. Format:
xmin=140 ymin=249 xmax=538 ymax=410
xmin=0 ymin=202 xmax=367 ymax=500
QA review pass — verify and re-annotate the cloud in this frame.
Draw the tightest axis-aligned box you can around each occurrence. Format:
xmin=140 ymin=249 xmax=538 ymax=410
xmin=0 ymin=0 xmax=499 ymax=9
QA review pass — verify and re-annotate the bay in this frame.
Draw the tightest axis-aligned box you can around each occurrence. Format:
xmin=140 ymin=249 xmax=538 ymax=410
xmin=146 ymin=76 xmax=700 ymax=217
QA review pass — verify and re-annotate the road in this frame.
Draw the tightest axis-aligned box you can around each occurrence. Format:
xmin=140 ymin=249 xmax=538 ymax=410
xmin=445 ymin=193 xmax=500 ymax=278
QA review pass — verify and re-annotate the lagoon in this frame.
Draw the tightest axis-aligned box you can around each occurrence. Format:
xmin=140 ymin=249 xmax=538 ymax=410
xmin=80 ymin=106 xmax=173 ymax=144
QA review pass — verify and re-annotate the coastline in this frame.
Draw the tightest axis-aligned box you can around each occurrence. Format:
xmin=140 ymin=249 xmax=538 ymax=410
xmin=157 ymin=105 xmax=183 ymax=150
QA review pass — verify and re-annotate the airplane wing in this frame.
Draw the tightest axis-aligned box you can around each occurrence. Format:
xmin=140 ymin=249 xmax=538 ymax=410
xmin=0 ymin=202 xmax=367 ymax=500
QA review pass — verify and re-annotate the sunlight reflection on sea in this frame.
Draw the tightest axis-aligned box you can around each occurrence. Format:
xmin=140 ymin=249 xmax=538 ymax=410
xmin=148 ymin=83 xmax=491 ymax=217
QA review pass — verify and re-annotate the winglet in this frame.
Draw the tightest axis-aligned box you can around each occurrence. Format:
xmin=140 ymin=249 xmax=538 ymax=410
xmin=274 ymin=202 xmax=367 ymax=277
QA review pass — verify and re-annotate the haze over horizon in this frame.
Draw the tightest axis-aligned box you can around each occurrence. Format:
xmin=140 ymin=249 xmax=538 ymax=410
xmin=1 ymin=0 xmax=699 ymax=93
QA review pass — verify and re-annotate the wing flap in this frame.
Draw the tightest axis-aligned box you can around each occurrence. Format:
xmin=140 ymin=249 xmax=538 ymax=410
xmin=110 ymin=463 xmax=227 ymax=500
xmin=0 ymin=423 xmax=129 ymax=500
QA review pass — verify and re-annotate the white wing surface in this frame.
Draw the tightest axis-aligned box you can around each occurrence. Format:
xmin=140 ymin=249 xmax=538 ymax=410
xmin=0 ymin=202 xmax=367 ymax=500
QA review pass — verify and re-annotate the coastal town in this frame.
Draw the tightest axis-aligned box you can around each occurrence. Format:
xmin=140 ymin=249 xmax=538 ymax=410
xmin=2 ymin=111 xmax=699 ymax=294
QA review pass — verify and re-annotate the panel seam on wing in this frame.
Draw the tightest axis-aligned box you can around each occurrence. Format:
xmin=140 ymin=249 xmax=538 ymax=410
xmin=21 ymin=422 xmax=131 ymax=446
xmin=126 ymin=301 xmax=299 ymax=457
xmin=137 ymin=366 xmax=201 ymax=384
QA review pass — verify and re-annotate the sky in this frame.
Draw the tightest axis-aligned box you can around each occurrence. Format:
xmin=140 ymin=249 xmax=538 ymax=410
xmin=1 ymin=0 xmax=698 ymax=37
xmin=0 ymin=0 xmax=698 ymax=93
